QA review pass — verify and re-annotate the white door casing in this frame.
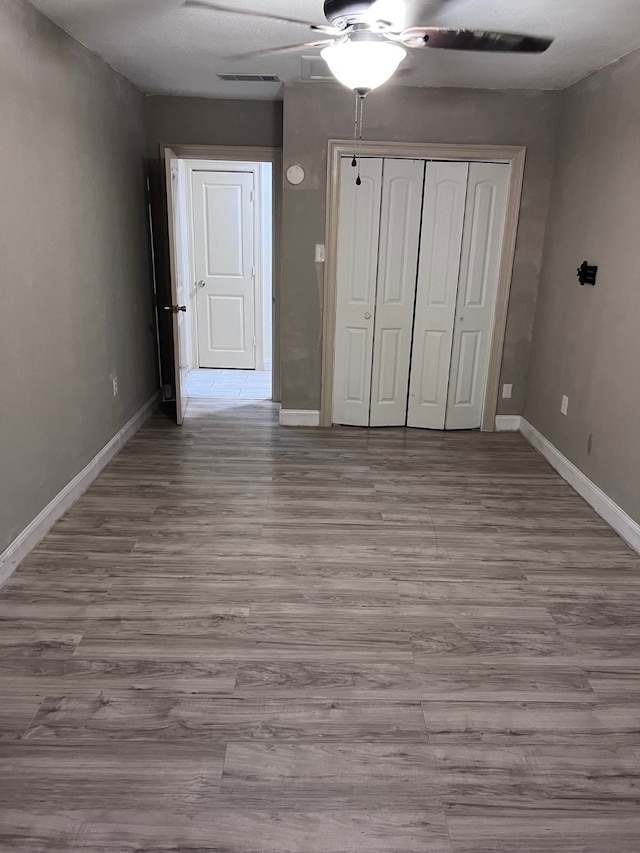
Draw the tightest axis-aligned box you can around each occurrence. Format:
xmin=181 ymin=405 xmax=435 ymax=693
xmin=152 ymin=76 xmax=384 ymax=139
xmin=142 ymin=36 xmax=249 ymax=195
xmin=407 ymin=162 xmax=469 ymax=429
xmin=164 ymin=148 xmax=190 ymax=425
xmin=369 ymin=159 xmax=425 ymax=427
xmin=174 ymin=161 xmax=193 ymax=377
xmin=192 ymin=170 xmax=256 ymax=369
xmin=446 ymin=162 xmax=510 ymax=430
xmin=332 ymin=158 xmax=383 ymax=426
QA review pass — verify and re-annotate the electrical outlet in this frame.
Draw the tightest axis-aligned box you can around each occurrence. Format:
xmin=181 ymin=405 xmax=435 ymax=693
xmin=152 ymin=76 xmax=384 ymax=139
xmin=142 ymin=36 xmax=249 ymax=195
xmin=112 ymin=376 xmax=119 ymax=398
xmin=502 ymin=384 xmax=513 ymax=399
xmin=561 ymin=395 xmax=569 ymax=416
xmin=315 ymin=244 xmax=326 ymax=263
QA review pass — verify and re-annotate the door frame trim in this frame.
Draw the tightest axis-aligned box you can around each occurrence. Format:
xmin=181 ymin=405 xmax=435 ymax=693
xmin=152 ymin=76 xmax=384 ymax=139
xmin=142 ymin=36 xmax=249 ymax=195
xmin=160 ymin=144 xmax=282 ymax=403
xmin=321 ymin=140 xmax=527 ymax=430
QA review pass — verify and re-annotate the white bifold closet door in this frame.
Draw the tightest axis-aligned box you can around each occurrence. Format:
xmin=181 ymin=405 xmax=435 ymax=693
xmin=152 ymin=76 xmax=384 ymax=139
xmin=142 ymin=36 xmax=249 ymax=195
xmin=445 ymin=162 xmax=510 ymax=429
xmin=333 ymin=157 xmax=509 ymax=430
xmin=369 ymin=159 xmax=424 ymax=426
xmin=407 ymin=162 xmax=509 ymax=430
xmin=407 ymin=162 xmax=469 ymax=429
xmin=332 ymin=158 xmax=384 ymax=427
xmin=333 ymin=158 xmax=424 ymax=427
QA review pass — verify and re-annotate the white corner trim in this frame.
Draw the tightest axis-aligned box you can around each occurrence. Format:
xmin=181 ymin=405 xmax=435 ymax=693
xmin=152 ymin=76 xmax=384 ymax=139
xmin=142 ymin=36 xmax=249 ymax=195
xmin=495 ymin=415 xmax=522 ymax=431
xmin=279 ymin=409 xmax=321 ymax=427
xmin=0 ymin=393 xmax=159 ymax=587
xmin=519 ymin=418 xmax=640 ymax=555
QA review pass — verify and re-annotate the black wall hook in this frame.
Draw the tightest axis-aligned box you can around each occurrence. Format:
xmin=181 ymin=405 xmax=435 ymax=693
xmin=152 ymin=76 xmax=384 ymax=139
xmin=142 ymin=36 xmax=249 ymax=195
xmin=577 ymin=261 xmax=598 ymax=287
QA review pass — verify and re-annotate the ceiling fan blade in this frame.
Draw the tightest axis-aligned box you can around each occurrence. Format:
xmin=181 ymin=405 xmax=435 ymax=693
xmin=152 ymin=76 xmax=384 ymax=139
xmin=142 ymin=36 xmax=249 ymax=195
xmin=400 ymin=27 xmax=553 ymax=53
xmin=183 ymin=1 xmax=319 ymax=29
xmin=227 ymin=40 xmax=336 ymax=61
xmin=311 ymin=25 xmax=347 ymax=35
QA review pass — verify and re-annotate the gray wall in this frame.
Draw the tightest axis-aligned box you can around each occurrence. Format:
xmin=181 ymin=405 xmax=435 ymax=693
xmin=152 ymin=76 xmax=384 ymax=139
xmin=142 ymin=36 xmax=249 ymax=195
xmin=145 ymin=96 xmax=283 ymax=152
xmin=144 ymin=96 xmax=283 ymax=392
xmin=280 ymin=82 xmax=561 ymax=413
xmin=525 ymin=50 xmax=640 ymax=524
xmin=0 ymin=0 xmax=157 ymax=554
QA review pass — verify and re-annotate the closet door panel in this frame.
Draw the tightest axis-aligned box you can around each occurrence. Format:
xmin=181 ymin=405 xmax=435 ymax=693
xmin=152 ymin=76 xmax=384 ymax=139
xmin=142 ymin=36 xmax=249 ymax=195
xmin=446 ymin=162 xmax=510 ymax=430
xmin=407 ymin=162 xmax=469 ymax=429
xmin=332 ymin=158 xmax=383 ymax=426
xmin=370 ymin=159 xmax=425 ymax=427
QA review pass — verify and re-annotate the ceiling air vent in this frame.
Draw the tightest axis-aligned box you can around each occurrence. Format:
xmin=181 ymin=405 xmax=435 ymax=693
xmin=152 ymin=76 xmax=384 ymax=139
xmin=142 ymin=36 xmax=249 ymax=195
xmin=217 ymin=73 xmax=281 ymax=82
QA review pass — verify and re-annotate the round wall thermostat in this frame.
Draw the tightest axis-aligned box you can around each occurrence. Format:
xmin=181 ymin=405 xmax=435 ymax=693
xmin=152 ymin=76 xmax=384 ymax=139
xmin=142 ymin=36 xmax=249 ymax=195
xmin=286 ymin=165 xmax=305 ymax=185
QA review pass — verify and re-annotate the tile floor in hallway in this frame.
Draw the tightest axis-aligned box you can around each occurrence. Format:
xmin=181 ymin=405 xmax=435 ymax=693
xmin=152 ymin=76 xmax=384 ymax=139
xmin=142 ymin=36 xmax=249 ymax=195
xmin=1 ymin=398 xmax=640 ymax=851
xmin=185 ymin=367 xmax=272 ymax=400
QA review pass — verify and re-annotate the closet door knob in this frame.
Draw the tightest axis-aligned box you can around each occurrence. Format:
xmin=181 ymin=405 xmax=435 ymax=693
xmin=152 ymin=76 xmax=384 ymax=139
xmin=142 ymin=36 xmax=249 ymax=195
xmin=364 ymin=312 xmax=372 ymax=320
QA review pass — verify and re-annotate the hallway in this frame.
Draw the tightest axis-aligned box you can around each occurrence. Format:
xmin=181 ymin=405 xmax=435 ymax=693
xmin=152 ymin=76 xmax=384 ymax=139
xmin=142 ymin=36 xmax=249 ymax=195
xmin=1 ymin=399 xmax=640 ymax=851
xmin=185 ymin=368 xmax=272 ymax=400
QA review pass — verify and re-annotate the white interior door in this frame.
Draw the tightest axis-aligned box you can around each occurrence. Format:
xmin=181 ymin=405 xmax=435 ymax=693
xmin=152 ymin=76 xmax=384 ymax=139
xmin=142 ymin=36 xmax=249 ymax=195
xmin=164 ymin=149 xmax=189 ymax=425
xmin=332 ymin=158 xmax=383 ymax=426
xmin=192 ymin=170 xmax=256 ymax=369
xmin=369 ymin=159 xmax=425 ymax=427
xmin=446 ymin=162 xmax=510 ymax=430
xmin=407 ymin=162 xmax=469 ymax=429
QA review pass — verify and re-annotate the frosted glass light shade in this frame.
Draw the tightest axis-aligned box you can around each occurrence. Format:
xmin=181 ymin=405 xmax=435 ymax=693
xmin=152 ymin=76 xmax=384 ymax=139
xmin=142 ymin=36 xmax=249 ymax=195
xmin=321 ymin=41 xmax=407 ymax=91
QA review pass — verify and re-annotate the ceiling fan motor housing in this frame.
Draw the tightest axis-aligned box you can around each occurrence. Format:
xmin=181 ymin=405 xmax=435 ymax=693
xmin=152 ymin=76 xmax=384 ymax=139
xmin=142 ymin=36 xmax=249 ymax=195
xmin=324 ymin=0 xmax=379 ymax=29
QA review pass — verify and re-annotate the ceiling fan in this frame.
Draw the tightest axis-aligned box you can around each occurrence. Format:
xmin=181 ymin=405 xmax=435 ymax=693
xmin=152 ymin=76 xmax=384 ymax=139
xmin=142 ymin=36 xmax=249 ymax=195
xmin=183 ymin=0 xmax=553 ymax=91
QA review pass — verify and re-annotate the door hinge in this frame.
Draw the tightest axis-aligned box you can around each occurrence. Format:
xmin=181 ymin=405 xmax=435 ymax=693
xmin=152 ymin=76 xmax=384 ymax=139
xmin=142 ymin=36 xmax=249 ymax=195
xmin=250 ymin=190 xmax=255 ymax=203
xmin=251 ymin=265 xmax=256 ymax=279
xmin=253 ymin=336 xmax=257 ymax=349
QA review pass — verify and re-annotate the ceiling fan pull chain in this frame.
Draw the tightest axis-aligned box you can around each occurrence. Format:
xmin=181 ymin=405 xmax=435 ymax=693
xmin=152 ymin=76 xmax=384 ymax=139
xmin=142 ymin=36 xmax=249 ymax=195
xmin=355 ymin=91 xmax=366 ymax=186
xmin=352 ymin=90 xmax=359 ymax=168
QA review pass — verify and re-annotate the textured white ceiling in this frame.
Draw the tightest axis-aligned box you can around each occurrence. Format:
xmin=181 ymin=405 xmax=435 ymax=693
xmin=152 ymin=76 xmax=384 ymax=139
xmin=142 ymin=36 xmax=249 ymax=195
xmin=28 ymin=0 xmax=640 ymax=99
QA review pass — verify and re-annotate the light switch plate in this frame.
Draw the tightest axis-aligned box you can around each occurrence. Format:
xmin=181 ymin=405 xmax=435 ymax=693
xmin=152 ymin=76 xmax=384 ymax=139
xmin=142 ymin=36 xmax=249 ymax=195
xmin=315 ymin=244 xmax=326 ymax=263
xmin=561 ymin=395 xmax=569 ymax=416
xmin=502 ymin=384 xmax=513 ymax=399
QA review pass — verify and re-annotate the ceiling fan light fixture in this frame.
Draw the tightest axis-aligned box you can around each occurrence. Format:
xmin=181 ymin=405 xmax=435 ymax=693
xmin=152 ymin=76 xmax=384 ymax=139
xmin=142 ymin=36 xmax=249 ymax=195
xmin=321 ymin=40 xmax=406 ymax=91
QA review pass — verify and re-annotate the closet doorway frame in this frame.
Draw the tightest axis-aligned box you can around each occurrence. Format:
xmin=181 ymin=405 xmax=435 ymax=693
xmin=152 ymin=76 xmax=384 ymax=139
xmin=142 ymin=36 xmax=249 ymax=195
xmin=320 ymin=140 xmax=526 ymax=431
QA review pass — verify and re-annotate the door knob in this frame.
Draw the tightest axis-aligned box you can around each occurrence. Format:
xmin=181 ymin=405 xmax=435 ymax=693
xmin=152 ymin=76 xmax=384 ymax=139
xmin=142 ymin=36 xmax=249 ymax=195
xmin=364 ymin=312 xmax=372 ymax=320
xmin=164 ymin=305 xmax=187 ymax=313
xmin=196 ymin=280 xmax=206 ymax=288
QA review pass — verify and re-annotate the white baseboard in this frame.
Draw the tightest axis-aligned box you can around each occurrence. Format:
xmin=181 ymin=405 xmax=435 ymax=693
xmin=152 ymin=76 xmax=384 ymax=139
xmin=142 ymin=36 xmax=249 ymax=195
xmin=0 ymin=392 xmax=159 ymax=587
xmin=519 ymin=418 xmax=640 ymax=555
xmin=495 ymin=415 xmax=522 ymax=431
xmin=279 ymin=409 xmax=320 ymax=427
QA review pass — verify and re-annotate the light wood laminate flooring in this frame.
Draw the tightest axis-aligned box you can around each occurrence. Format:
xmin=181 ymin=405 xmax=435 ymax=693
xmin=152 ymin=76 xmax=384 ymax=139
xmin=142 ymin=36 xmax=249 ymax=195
xmin=1 ymin=399 xmax=640 ymax=852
